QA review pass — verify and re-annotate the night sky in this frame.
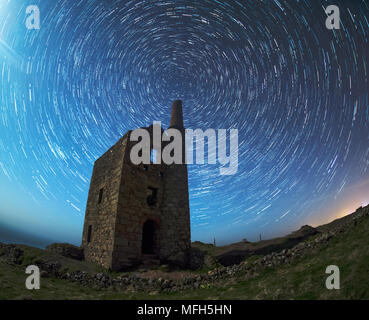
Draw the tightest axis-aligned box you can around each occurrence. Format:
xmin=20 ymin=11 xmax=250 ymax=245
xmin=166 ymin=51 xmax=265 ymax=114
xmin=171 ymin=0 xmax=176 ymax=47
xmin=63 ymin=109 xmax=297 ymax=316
xmin=0 ymin=0 xmax=368 ymax=247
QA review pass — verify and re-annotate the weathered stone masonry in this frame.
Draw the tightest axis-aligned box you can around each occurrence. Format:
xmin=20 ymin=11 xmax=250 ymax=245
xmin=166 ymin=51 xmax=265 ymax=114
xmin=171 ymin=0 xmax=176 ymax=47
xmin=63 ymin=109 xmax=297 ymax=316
xmin=82 ymin=100 xmax=191 ymax=270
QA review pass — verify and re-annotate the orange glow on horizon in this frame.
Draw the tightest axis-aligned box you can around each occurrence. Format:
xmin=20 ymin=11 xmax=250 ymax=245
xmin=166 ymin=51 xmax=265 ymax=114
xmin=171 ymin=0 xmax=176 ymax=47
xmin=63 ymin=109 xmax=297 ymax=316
xmin=307 ymin=199 xmax=368 ymax=228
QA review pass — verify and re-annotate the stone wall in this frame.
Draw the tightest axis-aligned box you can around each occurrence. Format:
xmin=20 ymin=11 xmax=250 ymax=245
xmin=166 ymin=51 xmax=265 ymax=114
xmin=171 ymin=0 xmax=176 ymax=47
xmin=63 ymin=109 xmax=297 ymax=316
xmin=82 ymin=134 xmax=128 ymax=269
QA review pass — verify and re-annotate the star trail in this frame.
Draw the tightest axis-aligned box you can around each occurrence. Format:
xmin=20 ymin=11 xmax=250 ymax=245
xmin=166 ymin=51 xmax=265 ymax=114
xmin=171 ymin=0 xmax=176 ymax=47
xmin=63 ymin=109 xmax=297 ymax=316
xmin=0 ymin=0 xmax=368 ymax=246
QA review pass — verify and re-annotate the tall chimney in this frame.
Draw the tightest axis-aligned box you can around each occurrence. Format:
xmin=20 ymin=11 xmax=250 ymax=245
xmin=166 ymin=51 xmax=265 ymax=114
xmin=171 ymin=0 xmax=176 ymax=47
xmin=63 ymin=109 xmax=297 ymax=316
xmin=169 ymin=100 xmax=184 ymax=129
xmin=160 ymin=99 xmax=191 ymax=265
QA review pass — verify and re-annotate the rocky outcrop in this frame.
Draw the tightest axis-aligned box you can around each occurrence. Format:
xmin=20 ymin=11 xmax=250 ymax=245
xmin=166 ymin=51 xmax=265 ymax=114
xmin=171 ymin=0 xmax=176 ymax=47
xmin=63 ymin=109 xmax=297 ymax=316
xmin=45 ymin=243 xmax=84 ymax=260
xmin=0 ymin=243 xmax=24 ymax=264
xmin=291 ymin=225 xmax=318 ymax=237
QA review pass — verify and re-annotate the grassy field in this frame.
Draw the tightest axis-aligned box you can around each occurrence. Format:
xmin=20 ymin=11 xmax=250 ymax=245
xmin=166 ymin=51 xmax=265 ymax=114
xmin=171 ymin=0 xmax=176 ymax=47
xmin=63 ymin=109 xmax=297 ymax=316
xmin=1 ymin=209 xmax=369 ymax=300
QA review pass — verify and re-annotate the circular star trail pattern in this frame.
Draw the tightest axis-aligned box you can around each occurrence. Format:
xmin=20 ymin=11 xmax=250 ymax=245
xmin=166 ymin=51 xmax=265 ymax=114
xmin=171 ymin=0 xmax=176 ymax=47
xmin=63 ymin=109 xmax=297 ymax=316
xmin=0 ymin=0 xmax=369 ymax=243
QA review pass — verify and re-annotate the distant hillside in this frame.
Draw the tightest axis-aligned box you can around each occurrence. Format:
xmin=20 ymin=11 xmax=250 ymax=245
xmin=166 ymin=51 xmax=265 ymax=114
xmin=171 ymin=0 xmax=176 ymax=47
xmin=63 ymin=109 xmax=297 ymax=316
xmin=193 ymin=224 xmax=319 ymax=266
xmin=0 ymin=223 xmax=52 ymax=249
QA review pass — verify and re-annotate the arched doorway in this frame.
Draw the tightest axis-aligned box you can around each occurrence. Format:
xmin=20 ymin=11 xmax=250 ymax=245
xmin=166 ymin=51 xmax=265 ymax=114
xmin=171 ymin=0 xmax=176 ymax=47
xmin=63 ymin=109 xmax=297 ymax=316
xmin=141 ymin=220 xmax=157 ymax=255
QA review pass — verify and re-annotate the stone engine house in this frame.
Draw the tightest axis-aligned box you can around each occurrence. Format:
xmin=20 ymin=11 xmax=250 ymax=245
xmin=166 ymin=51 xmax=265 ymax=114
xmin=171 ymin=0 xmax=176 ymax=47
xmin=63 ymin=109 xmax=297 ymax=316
xmin=82 ymin=100 xmax=191 ymax=270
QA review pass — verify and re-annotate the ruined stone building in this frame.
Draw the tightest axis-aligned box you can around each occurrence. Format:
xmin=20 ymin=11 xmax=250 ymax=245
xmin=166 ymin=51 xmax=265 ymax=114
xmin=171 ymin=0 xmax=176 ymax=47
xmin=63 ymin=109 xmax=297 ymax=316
xmin=81 ymin=100 xmax=191 ymax=270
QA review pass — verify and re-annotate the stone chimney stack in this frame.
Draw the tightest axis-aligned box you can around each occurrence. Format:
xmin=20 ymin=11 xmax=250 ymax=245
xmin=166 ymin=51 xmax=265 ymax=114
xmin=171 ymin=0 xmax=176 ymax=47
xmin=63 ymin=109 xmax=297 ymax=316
xmin=169 ymin=100 xmax=184 ymax=129
xmin=159 ymin=100 xmax=191 ymax=265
